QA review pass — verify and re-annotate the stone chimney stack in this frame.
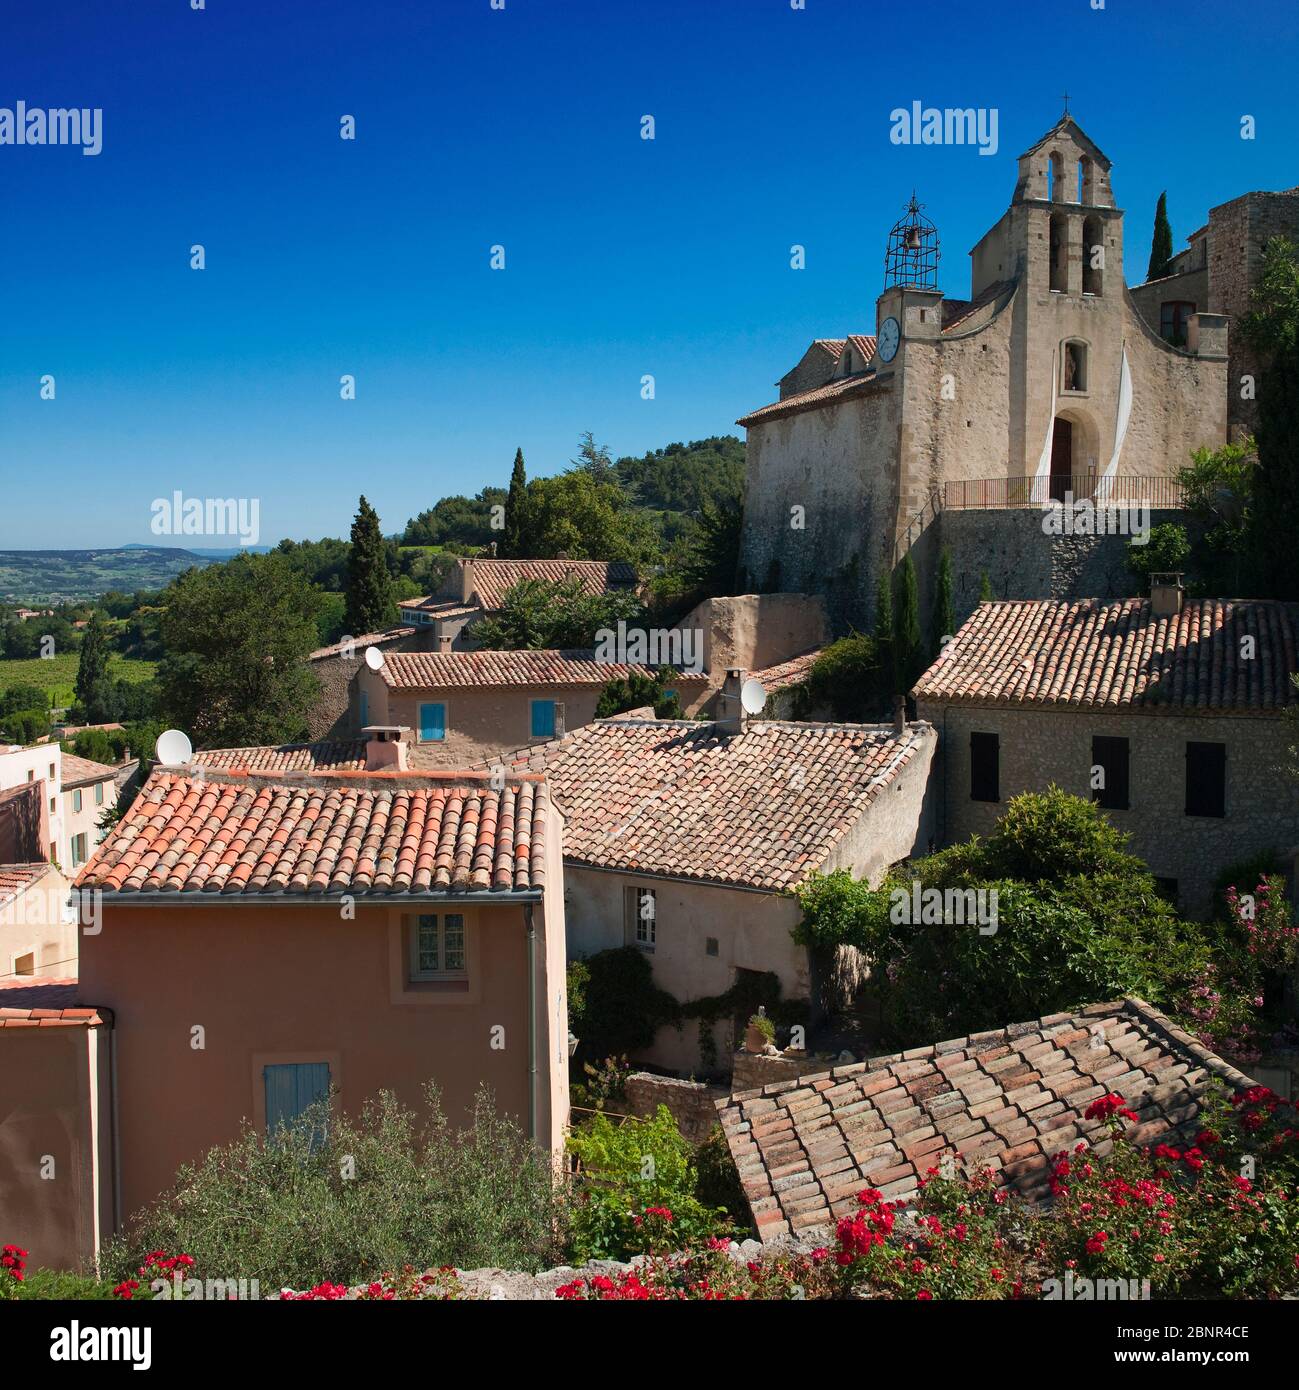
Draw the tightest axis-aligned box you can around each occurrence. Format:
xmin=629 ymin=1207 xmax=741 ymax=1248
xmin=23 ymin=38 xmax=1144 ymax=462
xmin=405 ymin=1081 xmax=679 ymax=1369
xmin=437 ymin=633 xmax=453 ymax=653
xmin=893 ymin=695 xmax=908 ymax=737
xmin=1150 ymin=572 xmax=1185 ymax=618
xmin=554 ymin=702 xmax=566 ymax=737
xmin=362 ymin=725 xmax=409 ymax=772
xmin=716 ymin=669 xmax=746 ymax=736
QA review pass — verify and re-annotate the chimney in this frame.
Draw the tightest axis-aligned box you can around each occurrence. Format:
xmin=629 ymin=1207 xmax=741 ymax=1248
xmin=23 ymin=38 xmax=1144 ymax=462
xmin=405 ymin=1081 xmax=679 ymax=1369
xmin=715 ymin=668 xmax=746 ymax=736
xmin=362 ymin=725 xmax=409 ymax=772
xmin=437 ymin=633 xmax=453 ymax=653
xmin=1150 ymin=572 xmax=1184 ymax=618
xmin=554 ymin=702 xmax=566 ymax=737
xmin=893 ymin=695 xmax=907 ymax=737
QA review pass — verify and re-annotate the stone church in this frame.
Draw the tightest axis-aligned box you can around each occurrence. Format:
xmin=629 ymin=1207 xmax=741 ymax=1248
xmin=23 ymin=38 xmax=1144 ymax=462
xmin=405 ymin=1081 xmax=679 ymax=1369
xmin=736 ymin=113 xmax=1229 ymax=627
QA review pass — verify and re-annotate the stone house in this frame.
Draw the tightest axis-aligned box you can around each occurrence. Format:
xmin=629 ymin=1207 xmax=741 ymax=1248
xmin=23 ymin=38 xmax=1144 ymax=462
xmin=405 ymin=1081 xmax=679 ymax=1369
xmin=306 ymin=626 xmax=426 ymax=741
xmin=497 ymin=695 xmax=939 ymax=1075
xmin=353 ymin=648 xmax=711 ymax=771
xmin=399 ymin=557 xmax=639 ymax=648
xmin=737 ymin=112 xmax=1227 ymax=630
xmin=912 ymin=580 xmax=1299 ymax=916
xmin=1129 ymin=185 xmax=1299 ymax=438
xmin=61 ymin=761 xmax=568 ymax=1243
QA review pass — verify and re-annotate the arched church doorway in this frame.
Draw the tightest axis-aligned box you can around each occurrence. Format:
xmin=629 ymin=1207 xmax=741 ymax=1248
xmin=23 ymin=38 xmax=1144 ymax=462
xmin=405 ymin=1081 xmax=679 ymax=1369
xmin=1049 ymin=418 xmax=1073 ymax=501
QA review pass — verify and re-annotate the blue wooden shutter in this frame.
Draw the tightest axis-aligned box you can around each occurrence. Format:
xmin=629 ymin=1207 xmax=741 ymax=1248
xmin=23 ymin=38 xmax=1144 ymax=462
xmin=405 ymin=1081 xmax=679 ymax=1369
xmin=531 ymin=700 xmax=555 ymax=739
xmin=420 ymin=702 xmax=446 ymax=741
xmin=264 ymin=1062 xmax=331 ymax=1143
xmin=358 ymin=688 xmax=368 ymax=728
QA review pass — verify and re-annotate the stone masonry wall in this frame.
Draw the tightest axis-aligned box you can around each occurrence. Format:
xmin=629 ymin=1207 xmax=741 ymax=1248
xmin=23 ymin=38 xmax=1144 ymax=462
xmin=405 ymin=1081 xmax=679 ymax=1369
xmin=916 ymin=702 xmax=1299 ymax=917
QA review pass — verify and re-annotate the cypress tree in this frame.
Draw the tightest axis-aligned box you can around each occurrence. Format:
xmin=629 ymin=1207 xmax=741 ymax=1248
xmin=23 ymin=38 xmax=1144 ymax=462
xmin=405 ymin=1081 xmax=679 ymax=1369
xmin=503 ymin=447 xmax=528 ymax=558
xmin=874 ymin=568 xmax=894 ymax=642
xmin=931 ymin=547 xmax=956 ymax=659
xmin=1147 ymin=192 xmax=1174 ymax=282
xmin=74 ymin=610 xmax=112 ymax=722
xmin=345 ymin=495 xmax=394 ymax=635
xmin=1250 ymin=335 xmax=1299 ymax=598
xmin=979 ymin=571 xmax=994 ymax=603
xmin=893 ymin=553 xmax=922 ymax=695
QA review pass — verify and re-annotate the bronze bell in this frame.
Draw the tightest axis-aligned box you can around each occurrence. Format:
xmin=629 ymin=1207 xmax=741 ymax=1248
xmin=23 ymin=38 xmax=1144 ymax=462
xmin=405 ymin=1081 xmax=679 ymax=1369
xmin=904 ymin=225 xmax=922 ymax=251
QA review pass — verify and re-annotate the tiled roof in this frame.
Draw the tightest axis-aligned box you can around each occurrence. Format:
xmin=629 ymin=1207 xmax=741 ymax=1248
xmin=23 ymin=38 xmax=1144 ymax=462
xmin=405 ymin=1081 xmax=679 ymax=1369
xmin=464 ymin=559 xmax=637 ymax=612
xmin=914 ymin=598 xmax=1299 ymax=714
xmin=845 ymin=334 xmax=878 ymax=363
xmin=749 ymin=648 xmax=823 ymax=693
xmin=378 ymin=650 xmax=706 ymax=690
xmin=0 ymin=862 xmax=53 ymax=908
xmin=738 ymin=371 xmax=886 ymax=428
xmin=718 ymin=998 xmax=1254 ymax=1243
xmin=310 ymin=627 xmax=416 ymax=661
xmin=494 ymin=718 xmax=932 ymax=893
xmin=75 ymin=769 xmax=549 ymax=897
xmin=60 ymin=753 xmax=119 ymax=787
xmin=0 ymin=977 xmax=107 ymax=1028
xmin=941 ymin=278 xmax=1014 ymax=334
xmin=396 ymin=599 xmax=480 ymax=619
xmin=192 ymin=741 xmax=369 ymax=773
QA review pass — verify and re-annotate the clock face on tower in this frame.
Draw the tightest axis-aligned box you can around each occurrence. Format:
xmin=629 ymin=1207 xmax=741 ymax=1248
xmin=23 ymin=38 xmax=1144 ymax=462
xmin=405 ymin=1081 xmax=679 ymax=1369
xmin=878 ymin=315 xmax=900 ymax=363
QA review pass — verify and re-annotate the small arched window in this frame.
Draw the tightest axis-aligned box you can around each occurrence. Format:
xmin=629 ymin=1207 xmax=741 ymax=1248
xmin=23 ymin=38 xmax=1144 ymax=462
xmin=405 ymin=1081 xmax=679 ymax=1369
xmin=1082 ymin=215 xmax=1104 ymax=295
xmin=1062 ymin=340 xmax=1088 ymax=393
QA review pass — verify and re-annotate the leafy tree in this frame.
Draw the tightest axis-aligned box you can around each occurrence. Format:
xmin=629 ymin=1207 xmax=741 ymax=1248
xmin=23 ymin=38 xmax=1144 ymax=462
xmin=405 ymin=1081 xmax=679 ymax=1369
xmin=518 ymin=469 xmax=657 ymax=568
xmin=74 ymin=611 xmax=113 ymax=723
xmin=1125 ymin=521 xmax=1192 ymax=590
xmin=0 ymin=708 xmax=49 ymax=743
xmin=1175 ymin=439 xmax=1255 ymax=595
xmin=470 ymin=576 xmax=644 ymax=650
xmin=931 ymin=547 xmax=956 ymax=659
xmin=571 ymin=430 xmax=615 ymax=483
xmin=595 ymin=668 xmax=682 ymax=719
xmin=892 ymin=553 xmax=923 ymax=696
xmin=400 ymin=489 xmax=507 ymax=549
xmin=0 ymin=683 xmax=49 ymax=718
xmin=795 ymin=789 xmax=1211 ymax=1049
xmin=156 ymin=552 xmax=321 ymax=747
xmin=345 ymin=497 xmax=394 ymax=634
xmin=502 ymin=448 xmax=529 ymax=558
xmin=1241 ymin=238 xmax=1299 ymax=599
xmin=68 ymin=728 xmax=115 ymax=763
xmin=792 ymin=635 xmax=882 ymax=722
xmin=612 ymin=435 xmax=745 ymax=514
xmin=978 ymin=572 xmax=994 ymax=602
xmin=1147 ymin=191 xmax=1174 ymax=282
xmin=675 ymin=497 xmax=741 ymax=600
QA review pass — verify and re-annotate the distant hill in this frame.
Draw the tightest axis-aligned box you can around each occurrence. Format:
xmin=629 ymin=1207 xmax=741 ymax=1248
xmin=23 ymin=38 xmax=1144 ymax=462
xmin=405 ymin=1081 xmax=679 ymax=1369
xmin=0 ymin=546 xmax=217 ymax=604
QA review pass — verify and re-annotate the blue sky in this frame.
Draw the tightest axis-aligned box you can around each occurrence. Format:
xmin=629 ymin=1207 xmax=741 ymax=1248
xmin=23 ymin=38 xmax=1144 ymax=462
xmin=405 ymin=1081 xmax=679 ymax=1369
xmin=1 ymin=0 xmax=1295 ymax=549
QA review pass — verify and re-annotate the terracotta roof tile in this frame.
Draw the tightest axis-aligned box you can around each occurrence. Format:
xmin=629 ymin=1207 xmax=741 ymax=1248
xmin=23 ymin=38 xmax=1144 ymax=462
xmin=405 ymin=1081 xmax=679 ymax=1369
xmin=0 ymin=977 xmax=108 ymax=1028
xmin=379 ymin=649 xmax=706 ymax=690
xmin=749 ymin=648 xmax=823 ymax=693
xmin=60 ymin=753 xmax=118 ymax=787
xmin=0 ymin=862 xmax=54 ymax=908
xmin=192 ymin=741 xmax=369 ymax=773
xmin=718 ymin=999 xmax=1256 ymax=1241
xmin=494 ymin=718 xmax=932 ymax=893
xmin=310 ymin=627 xmax=416 ymax=661
xmin=74 ymin=768 xmax=549 ymax=897
xmin=914 ymin=598 xmax=1299 ymax=713
xmin=738 ymin=371 xmax=887 ymax=428
xmin=464 ymin=559 xmax=637 ymax=611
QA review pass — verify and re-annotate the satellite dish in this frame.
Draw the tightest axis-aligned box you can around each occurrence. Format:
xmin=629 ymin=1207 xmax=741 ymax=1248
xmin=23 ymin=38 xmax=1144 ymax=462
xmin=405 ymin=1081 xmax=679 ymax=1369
xmin=364 ymin=645 xmax=386 ymax=671
xmin=740 ymin=678 xmax=767 ymax=715
xmin=155 ymin=728 xmax=194 ymax=765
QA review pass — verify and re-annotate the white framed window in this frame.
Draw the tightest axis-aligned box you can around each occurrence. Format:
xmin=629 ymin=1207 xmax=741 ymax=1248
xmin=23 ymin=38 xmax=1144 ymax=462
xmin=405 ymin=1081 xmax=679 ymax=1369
xmin=73 ymin=789 xmax=83 ymax=813
xmin=408 ymin=912 xmax=467 ymax=981
xmin=71 ymin=833 xmax=88 ymax=867
xmin=95 ymin=782 xmax=104 ymax=806
xmin=623 ymin=885 xmax=657 ymax=951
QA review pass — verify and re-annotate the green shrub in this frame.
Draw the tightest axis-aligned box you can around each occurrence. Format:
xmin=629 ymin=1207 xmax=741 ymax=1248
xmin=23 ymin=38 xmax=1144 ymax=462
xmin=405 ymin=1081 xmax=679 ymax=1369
xmin=567 ymin=947 xmax=678 ymax=1062
xmin=566 ymin=1106 xmax=732 ymax=1260
xmin=792 ymin=634 xmax=882 ymax=721
xmin=694 ymin=1125 xmax=748 ymax=1227
xmin=103 ymin=1083 xmax=567 ymax=1289
xmin=11 ymin=1268 xmax=118 ymax=1300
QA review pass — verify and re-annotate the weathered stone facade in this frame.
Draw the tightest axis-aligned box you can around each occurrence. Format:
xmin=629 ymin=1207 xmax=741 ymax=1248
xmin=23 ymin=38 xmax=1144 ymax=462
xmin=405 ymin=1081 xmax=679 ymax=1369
xmin=915 ymin=700 xmax=1299 ymax=917
xmin=1131 ymin=186 xmax=1299 ymax=437
xmin=737 ymin=115 xmax=1227 ymax=632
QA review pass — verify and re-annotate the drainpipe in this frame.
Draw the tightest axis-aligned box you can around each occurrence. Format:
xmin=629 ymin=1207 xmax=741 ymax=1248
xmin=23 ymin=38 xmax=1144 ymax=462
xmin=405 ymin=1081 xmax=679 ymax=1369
xmin=110 ymin=1024 xmax=122 ymax=1236
xmin=524 ymin=903 xmax=537 ymax=1144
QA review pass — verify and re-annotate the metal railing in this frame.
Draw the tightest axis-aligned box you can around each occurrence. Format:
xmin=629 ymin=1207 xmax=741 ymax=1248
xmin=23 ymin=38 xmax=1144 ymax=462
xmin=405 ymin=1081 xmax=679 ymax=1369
xmin=943 ymin=474 xmax=1185 ymax=510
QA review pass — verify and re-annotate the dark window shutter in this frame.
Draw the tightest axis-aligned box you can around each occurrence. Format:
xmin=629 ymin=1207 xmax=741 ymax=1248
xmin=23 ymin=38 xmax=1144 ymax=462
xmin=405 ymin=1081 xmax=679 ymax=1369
xmin=1091 ymin=735 xmax=1130 ymax=811
xmin=1185 ymin=742 xmax=1226 ymax=818
xmin=970 ymin=732 xmax=999 ymax=802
